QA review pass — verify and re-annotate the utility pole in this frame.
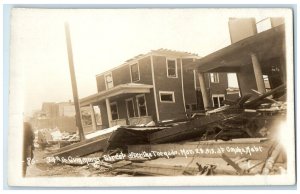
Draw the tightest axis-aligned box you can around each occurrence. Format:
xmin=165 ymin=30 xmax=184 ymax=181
xmin=64 ymin=22 xmax=85 ymax=141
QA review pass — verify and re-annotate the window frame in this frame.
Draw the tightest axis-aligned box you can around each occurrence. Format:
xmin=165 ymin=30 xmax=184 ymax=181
xmin=210 ymin=73 xmax=220 ymax=83
xmin=136 ymin=94 xmax=148 ymax=117
xmin=109 ymin=102 xmax=119 ymax=120
xmin=129 ymin=63 xmax=140 ymax=82
xmin=166 ymin=58 xmax=178 ymax=78
xmin=211 ymin=94 xmax=225 ymax=108
xmin=125 ymin=98 xmax=136 ymax=118
xmin=159 ymin=91 xmax=175 ymax=103
xmin=104 ymin=72 xmax=114 ymax=90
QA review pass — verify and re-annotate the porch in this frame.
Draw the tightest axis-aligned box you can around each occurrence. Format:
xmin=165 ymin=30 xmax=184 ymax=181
xmin=80 ymin=83 xmax=154 ymax=129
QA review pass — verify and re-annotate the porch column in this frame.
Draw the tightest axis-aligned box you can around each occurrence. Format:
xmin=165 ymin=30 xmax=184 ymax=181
xmin=251 ymin=53 xmax=266 ymax=93
xmin=89 ymin=104 xmax=97 ymax=131
xmin=105 ymin=98 xmax=112 ymax=127
xmin=198 ymin=72 xmax=209 ymax=110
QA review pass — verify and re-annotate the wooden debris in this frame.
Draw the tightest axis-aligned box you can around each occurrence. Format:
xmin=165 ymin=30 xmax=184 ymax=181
xmin=221 ymin=153 xmax=245 ymax=175
xmin=261 ymin=143 xmax=282 ymax=175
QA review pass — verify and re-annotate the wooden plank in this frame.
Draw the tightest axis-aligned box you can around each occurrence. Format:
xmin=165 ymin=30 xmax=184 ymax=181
xmin=150 ymin=113 xmax=230 ymax=144
xmin=221 ymin=153 xmax=245 ymax=175
xmin=48 ymin=133 xmax=112 ymax=158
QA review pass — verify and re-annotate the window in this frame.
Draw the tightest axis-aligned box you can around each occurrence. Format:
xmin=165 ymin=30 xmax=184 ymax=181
xmin=130 ymin=63 xmax=140 ymax=82
xmin=105 ymin=73 xmax=113 ymax=89
xmin=110 ymin=102 xmax=119 ymax=120
xmin=263 ymin=75 xmax=271 ymax=92
xmin=136 ymin=95 xmax=148 ymax=117
xmin=125 ymin=98 xmax=135 ymax=118
xmin=212 ymin=94 xmax=225 ymax=108
xmin=159 ymin=91 xmax=175 ymax=103
xmin=210 ymin=73 xmax=219 ymax=83
xmin=167 ymin=59 xmax=177 ymax=78
xmin=185 ymin=104 xmax=191 ymax=110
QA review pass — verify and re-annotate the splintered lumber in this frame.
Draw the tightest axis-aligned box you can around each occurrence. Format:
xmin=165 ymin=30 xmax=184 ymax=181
xmin=261 ymin=143 xmax=282 ymax=175
xmin=104 ymin=127 xmax=164 ymax=151
xmin=110 ymin=161 xmax=132 ymax=170
xmin=48 ymin=132 xmax=112 ymax=158
xmin=149 ymin=113 xmax=237 ymax=144
xmin=114 ymin=163 xmax=199 ymax=176
xmin=244 ymin=84 xmax=286 ymax=109
xmin=221 ymin=153 xmax=245 ymax=175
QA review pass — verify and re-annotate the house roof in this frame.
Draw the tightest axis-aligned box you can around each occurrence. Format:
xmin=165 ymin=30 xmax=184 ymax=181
xmin=187 ymin=24 xmax=285 ymax=73
xmin=96 ymin=48 xmax=201 ymax=77
xmin=80 ymin=83 xmax=153 ymax=107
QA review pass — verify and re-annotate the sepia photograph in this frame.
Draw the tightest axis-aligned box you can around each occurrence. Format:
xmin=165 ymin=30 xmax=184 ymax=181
xmin=7 ymin=7 xmax=295 ymax=187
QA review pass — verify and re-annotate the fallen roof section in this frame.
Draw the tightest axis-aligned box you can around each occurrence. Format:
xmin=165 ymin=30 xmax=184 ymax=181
xmin=188 ymin=24 xmax=285 ymax=73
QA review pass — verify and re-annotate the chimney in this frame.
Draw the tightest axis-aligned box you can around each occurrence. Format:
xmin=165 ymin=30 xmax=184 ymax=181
xmin=228 ymin=18 xmax=257 ymax=44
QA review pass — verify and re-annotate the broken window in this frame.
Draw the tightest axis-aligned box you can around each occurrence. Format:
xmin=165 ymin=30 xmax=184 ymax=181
xmin=110 ymin=102 xmax=119 ymax=120
xmin=126 ymin=98 xmax=135 ymax=118
xmin=167 ymin=59 xmax=177 ymax=78
xmin=159 ymin=91 xmax=175 ymax=103
xmin=210 ymin=73 xmax=219 ymax=83
xmin=105 ymin=73 xmax=113 ymax=89
xmin=136 ymin=95 xmax=147 ymax=117
xmin=130 ymin=63 xmax=140 ymax=82
xmin=212 ymin=94 xmax=225 ymax=108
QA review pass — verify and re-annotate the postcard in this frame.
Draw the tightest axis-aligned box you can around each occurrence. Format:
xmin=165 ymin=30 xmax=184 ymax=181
xmin=8 ymin=7 xmax=295 ymax=187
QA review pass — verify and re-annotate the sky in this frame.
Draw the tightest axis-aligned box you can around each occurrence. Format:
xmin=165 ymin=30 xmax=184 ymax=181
xmin=9 ymin=8 xmax=289 ymax=115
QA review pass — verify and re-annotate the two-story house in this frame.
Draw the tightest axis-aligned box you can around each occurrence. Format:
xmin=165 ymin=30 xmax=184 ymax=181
xmin=80 ymin=49 xmax=228 ymax=128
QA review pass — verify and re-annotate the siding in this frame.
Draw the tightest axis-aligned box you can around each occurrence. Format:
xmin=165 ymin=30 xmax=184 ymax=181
xmin=182 ymin=58 xmax=197 ymax=105
xmin=153 ymin=56 xmax=186 ymax=120
xmin=112 ymin=65 xmax=131 ymax=87
xmin=134 ymin=56 xmax=153 ymax=85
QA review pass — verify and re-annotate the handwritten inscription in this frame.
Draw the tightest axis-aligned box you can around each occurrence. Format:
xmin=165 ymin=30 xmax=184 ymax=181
xmin=102 ymin=145 xmax=264 ymax=161
xmin=44 ymin=145 xmax=264 ymax=163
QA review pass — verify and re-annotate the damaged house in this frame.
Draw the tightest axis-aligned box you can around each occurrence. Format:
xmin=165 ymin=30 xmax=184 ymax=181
xmin=80 ymin=49 xmax=230 ymax=129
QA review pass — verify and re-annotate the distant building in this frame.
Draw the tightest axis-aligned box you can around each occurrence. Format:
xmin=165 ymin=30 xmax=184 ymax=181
xmin=31 ymin=101 xmax=77 ymax=132
xmin=58 ymin=101 xmax=75 ymax=117
xmin=80 ymin=49 xmax=229 ymax=128
xmin=41 ymin=102 xmax=59 ymax=118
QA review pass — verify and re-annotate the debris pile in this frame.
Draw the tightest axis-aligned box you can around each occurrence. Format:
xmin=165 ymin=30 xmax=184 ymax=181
xmin=41 ymin=84 xmax=287 ymax=176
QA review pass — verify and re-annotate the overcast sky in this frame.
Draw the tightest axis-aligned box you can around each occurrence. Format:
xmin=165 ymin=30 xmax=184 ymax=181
xmin=9 ymin=8 xmax=288 ymax=115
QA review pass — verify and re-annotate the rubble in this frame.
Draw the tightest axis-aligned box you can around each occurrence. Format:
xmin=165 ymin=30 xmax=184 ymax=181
xmin=33 ymin=84 xmax=288 ymax=177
